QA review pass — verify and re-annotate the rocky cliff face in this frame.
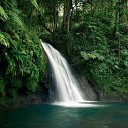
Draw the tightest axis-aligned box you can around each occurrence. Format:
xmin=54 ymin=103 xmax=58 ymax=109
xmin=77 ymin=75 xmax=128 ymax=102
xmin=1 ymin=76 xmax=127 ymax=109
xmin=98 ymin=92 xmax=128 ymax=102
xmin=77 ymin=75 xmax=98 ymax=101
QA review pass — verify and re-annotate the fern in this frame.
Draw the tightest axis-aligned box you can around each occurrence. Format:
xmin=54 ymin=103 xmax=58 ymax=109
xmin=5 ymin=52 xmax=16 ymax=75
xmin=0 ymin=32 xmax=10 ymax=48
xmin=30 ymin=0 xmax=39 ymax=9
xmin=0 ymin=5 xmax=8 ymax=21
xmin=7 ymin=11 xmax=25 ymax=29
xmin=25 ymin=78 xmax=38 ymax=92
xmin=81 ymin=51 xmax=104 ymax=61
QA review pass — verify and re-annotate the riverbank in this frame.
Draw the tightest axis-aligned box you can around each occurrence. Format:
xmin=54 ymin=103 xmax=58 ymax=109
xmin=0 ymin=87 xmax=128 ymax=110
xmin=0 ymin=76 xmax=128 ymax=110
xmin=0 ymin=94 xmax=46 ymax=110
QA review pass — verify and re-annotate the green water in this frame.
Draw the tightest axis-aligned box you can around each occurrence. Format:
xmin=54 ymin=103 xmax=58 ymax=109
xmin=0 ymin=102 xmax=128 ymax=128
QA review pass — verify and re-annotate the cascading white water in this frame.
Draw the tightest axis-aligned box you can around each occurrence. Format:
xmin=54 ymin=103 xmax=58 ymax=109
xmin=41 ymin=41 xmax=85 ymax=102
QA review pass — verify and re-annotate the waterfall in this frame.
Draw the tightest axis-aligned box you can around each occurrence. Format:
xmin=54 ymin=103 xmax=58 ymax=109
xmin=41 ymin=41 xmax=85 ymax=102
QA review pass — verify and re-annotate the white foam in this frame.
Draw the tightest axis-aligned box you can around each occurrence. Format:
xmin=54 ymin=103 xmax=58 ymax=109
xmin=52 ymin=101 xmax=105 ymax=108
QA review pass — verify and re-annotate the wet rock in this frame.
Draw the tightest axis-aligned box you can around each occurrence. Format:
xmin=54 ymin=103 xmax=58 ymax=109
xmin=77 ymin=75 xmax=98 ymax=101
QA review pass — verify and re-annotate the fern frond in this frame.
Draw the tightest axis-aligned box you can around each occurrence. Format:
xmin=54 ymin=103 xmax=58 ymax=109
xmin=0 ymin=32 xmax=10 ymax=47
xmin=80 ymin=51 xmax=104 ymax=61
xmin=7 ymin=11 xmax=24 ymax=29
xmin=30 ymin=0 xmax=39 ymax=9
xmin=5 ymin=52 xmax=16 ymax=75
xmin=0 ymin=5 xmax=8 ymax=21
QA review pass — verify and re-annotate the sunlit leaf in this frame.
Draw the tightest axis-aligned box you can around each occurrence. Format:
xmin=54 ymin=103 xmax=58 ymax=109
xmin=0 ymin=6 xmax=8 ymax=21
xmin=30 ymin=0 xmax=39 ymax=9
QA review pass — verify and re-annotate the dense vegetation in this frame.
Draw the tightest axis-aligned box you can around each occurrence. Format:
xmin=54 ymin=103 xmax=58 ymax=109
xmin=0 ymin=0 xmax=128 ymax=105
xmin=0 ymin=0 xmax=46 ymax=106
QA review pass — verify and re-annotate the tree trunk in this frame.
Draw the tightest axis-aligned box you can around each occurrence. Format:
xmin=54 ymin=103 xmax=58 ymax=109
xmin=118 ymin=0 xmax=121 ymax=61
xmin=118 ymin=35 xmax=120 ymax=61
xmin=125 ymin=0 xmax=128 ymax=22
xmin=53 ymin=0 xmax=57 ymax=33
xmin=63 ymin=0 xmax=72 ymax=33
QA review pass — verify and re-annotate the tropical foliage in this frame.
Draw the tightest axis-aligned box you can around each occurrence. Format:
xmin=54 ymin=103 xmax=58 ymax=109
xmin=0 ymin=0 xmax=128 ymax=105
xmin=51 ymin=0 xmax=128 ymax=98
xmin=0 ymin=0 xmax=46 ymax=105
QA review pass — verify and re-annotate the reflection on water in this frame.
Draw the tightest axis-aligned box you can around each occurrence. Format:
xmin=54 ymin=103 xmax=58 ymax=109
xmin=0 ymin=102 xmax=128 ymax=128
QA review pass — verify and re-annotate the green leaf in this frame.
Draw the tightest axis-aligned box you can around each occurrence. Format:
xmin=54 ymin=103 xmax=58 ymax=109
xmin=0 ymin=6 xmax=8 ymax=21
xmin=88 ymin=53 xmax=96 ymax=59
xmin=5 ymin=53 xmax=16 ymax=75
xmin=80 ymin=51 xmax=104 ymax=61
xmin=124 ymin=61 xmax=128 ymax=68
xmin=80 ymin=51 xmax=89 ymax=60
xmin=0 ymin=32 xmax=10 ymax=47
xmin=30 ymin=0 xmax=39 ymax=9
xmin=8 ymin=11 xmax=24 ymax=29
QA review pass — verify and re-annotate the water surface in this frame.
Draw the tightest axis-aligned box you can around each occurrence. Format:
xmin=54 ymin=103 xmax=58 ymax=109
xmin=0 ymin=102 xmax=128 ymax=128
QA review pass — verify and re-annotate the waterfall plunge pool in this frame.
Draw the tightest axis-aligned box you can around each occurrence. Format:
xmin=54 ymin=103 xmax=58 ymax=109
xmin=0 ymin=102 xmax=128 ymax=128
